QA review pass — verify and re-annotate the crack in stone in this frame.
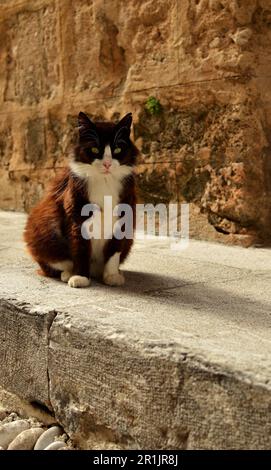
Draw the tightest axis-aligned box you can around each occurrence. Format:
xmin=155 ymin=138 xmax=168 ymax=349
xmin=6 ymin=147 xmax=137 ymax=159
xmin=45 ymin=310 xmax=58 ymax=411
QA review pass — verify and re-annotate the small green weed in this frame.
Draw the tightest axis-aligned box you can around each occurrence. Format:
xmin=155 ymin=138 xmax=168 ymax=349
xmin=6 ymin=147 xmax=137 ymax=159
xmin=145 ymin=96 xmax=162 ymax=116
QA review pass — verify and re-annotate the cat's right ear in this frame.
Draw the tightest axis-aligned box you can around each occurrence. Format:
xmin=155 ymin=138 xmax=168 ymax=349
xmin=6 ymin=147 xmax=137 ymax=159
xmin=78 ymin=112 xmax=95 ymax=129
xmin=78 ymin=112 xmax=97 ymax=140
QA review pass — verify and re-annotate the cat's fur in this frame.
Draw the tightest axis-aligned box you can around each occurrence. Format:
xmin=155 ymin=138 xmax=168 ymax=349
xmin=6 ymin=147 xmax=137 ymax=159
xmin=24 ymin=112 xmax=138 ymax=288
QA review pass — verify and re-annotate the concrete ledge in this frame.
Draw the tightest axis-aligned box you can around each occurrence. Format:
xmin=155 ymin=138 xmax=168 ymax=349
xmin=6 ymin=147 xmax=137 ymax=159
xmin=0 ymin=211 xmax=271 ymax=449
xmin=0 ymin=299 xmax=55 ymax=408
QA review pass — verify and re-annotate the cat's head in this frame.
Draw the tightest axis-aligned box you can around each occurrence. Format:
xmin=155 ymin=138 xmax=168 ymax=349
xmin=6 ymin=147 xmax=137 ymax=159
xmin=72 ymin=112 xmax=138 ymax=178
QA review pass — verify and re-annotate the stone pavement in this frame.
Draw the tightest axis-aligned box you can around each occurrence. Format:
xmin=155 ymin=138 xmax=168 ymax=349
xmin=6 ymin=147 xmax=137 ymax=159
xmin=0 ymin=211 xmax=270 ymax=449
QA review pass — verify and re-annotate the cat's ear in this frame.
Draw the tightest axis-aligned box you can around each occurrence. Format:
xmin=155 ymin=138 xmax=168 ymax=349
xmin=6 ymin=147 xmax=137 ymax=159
xmin=116 ymin=113 xmax=133 ymax=134
xmin=78 ymin=112 xmax=98 ymax=141
xmin=78 ymin=112 xmax=95 ymax=129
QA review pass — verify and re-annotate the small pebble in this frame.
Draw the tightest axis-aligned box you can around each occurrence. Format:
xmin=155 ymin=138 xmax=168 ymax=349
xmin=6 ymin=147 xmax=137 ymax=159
xmin=34 ymin=426 xmax=62 ymax=450
xmin=0 ymin=420 xmax=30 ymax=449
xmin=8 ymin=413 xmax=18 ymax=421
xmin=3 ymin=413 xmax=18 ymax=424
xmin=45 ymin=441 xmax=67 ymax=450
xmin=8 ymin=427 xmax=44 ymax=450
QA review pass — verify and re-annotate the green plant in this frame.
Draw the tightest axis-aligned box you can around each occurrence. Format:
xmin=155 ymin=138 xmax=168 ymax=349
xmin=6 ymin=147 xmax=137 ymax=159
xmin=145 ymin=96 xmax=162 ymax=116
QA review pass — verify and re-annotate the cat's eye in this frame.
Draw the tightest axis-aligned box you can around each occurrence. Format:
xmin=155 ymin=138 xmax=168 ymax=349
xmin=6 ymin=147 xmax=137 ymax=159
xmin=114 ymin=147 xmax=122 ymax=155
xmin=91 ymin=147 xmax=99 ymax=154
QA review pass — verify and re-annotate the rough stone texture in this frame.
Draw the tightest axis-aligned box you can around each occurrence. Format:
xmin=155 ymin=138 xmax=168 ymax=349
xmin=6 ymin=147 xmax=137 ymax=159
xmin=0 ymin=1 xmax=271 ymax=245
xmin=0 ymin=212 xmax=56 ymax=407
xmin=0 ymin=211 xmax=271 ymax=449
xmin=0 ymin=299 xmax=55 ymax=407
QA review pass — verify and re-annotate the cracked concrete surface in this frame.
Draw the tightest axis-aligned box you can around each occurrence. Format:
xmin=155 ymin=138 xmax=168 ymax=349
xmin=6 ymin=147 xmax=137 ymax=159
xmin=0 ymin=211 xmax=271 ymax=449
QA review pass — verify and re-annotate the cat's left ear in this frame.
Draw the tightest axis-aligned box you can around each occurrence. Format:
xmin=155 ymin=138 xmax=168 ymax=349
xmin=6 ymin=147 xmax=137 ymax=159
xmin=116 ymin=113 xmax=133 ymax=134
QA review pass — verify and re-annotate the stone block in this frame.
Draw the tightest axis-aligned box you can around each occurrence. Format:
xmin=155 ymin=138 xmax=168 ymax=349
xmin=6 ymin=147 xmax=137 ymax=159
xmin=2 ymin=1 xmax=60 ymax=105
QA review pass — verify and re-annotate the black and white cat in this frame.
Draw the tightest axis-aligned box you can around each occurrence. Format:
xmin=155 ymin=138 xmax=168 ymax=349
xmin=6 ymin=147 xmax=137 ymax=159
xmin=24 ymin=112 xmax=138 ymax=288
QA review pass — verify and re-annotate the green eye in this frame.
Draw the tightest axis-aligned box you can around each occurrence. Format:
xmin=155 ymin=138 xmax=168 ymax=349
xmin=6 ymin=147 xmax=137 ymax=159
xmin=114 ymin=147 xmax=122 ymax=155
xmin=91 ymin=147 xmax=99 ymax=154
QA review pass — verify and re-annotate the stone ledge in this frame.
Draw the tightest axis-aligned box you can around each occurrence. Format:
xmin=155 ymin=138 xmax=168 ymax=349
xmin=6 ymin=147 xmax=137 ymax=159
xmin=0 ymin=211 xmax=271 ymax=449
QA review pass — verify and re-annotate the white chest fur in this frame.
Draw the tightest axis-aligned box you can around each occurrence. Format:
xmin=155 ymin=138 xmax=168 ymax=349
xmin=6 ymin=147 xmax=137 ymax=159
xmin=70 ymin=160 xmax=132 ymax=278
xmin=88 ymin=173 xmax=122 ymax=212
xmin=88 ymin=173 xmax=121 ymax=277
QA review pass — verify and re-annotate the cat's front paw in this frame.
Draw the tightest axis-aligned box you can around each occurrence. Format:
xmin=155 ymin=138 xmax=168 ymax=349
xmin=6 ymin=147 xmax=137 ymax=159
xmin=103 ymin=272 xmax=125 ymax=287
xmin=68 ymin=275 xmax=91 ymax=288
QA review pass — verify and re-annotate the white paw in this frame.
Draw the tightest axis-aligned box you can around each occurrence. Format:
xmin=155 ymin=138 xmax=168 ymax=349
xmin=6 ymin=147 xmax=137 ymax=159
xmin=103 ymin=272 xmax=125 ymax=286
xmin=61 ymin=271 xmax=73 ymax=283
xmin=68 ymin=275 xmax=91 ymax=288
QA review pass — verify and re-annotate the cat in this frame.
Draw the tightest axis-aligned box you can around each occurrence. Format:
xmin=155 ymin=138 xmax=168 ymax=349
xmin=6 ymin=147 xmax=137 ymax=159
xmin=24 ymin=112 xmax=138 ymax=288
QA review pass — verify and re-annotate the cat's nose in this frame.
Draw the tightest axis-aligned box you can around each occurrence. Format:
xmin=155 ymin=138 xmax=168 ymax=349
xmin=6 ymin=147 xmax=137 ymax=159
xmin=103 ymin=161 xmax=112 ymax=170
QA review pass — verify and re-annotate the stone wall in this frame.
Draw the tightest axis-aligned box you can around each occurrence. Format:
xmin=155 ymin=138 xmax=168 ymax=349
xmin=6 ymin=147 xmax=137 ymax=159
xmin=0 ymin=0 xmax=271 ymax=245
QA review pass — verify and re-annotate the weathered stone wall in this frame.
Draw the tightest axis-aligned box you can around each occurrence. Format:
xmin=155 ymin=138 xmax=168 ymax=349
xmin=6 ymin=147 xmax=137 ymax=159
xmin=0 ymin=0 xmax=271 ymax=245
